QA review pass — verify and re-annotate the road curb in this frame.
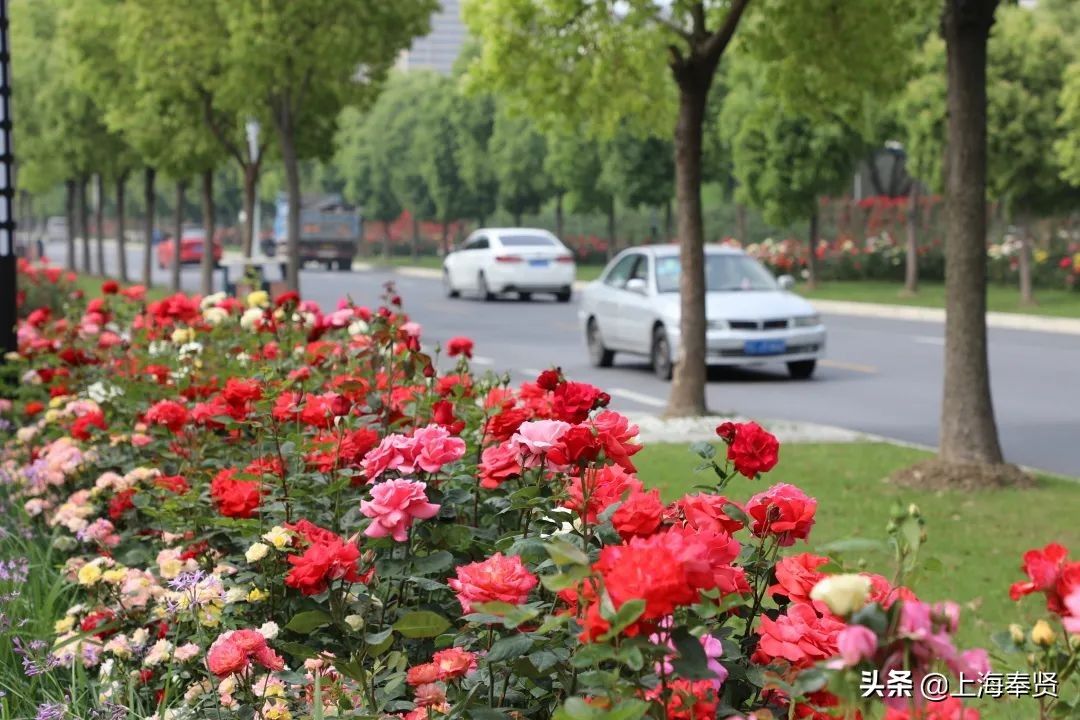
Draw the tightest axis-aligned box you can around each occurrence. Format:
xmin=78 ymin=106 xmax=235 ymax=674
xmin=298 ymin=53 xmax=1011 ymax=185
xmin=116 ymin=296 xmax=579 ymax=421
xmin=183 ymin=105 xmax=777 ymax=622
xmin=811 ymin=299 xmax=1080 ymax=336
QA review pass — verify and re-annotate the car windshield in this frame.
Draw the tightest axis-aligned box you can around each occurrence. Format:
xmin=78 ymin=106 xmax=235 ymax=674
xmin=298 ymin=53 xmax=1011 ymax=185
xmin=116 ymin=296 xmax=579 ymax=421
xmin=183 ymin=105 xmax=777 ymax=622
xmin=499 ymin=234 xmax=556 ymax=247
xmin=655 ymin=253 xmax=778 ymax=293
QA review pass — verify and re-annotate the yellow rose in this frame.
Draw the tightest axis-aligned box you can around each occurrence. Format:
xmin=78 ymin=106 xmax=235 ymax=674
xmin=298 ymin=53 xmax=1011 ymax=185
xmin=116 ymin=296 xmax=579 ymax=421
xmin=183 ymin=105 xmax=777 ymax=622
xmin=262 ymin=526 xmax=291 ymax=549
xmin=170 ymin=327 xmax=195 ymax=344
xmin=1032 ymin=619 xmax=1056 ymax=647
xmin=810 ymin=574 xmax=872 ymax=616
xmin=246 ymin=290 xmax=270 ymax=308
xmin=43 ymin=410 xmax=61 ymax=424
xmin=78 ymin=563 xmax=103 ymax=586
xmin=54 ymin=616 xmax=75 ymax=633
xmin=101 ymin=569 xmax=126 ymax=585
xmin=1009 ymin=623 xmax=1025 ymax=644
xmin=1034 ymin=249 xmax=1048 ymax=265
xmin=247 ymin=587 xmax=268 ymax=603
xmin=245 ymin=543 xmax=270 ymax=563
xmin=49 ymin=396 xmax=67 ymax=409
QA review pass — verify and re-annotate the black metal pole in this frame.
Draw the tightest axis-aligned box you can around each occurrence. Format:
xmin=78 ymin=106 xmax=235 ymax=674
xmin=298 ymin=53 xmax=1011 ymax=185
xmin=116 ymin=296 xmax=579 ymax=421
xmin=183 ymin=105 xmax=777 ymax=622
xmin=0 ymin=0 xmax=16 ymax=359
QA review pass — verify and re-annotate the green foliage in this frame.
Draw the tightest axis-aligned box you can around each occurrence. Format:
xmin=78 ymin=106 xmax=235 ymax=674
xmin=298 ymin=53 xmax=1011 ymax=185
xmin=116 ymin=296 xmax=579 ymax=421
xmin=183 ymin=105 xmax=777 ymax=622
xmin=490 ymin=108 xmax=552 ymax=221
xmin=1056 ymin=62 xmax=1080 ymax=188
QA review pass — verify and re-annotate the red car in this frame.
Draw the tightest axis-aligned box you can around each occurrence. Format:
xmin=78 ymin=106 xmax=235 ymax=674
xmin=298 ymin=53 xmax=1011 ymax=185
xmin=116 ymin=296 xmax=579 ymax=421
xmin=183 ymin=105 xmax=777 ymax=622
xmin=157 ymin=229 xmax=224 ymax=269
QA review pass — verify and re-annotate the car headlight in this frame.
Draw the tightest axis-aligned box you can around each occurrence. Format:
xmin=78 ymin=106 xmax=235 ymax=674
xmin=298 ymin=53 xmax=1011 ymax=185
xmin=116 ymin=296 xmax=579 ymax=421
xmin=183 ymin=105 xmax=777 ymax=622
xmin=793 ymin=314 xmax=820 ymax=327
xmin=707 ymin=319 xmax=729 ymax=330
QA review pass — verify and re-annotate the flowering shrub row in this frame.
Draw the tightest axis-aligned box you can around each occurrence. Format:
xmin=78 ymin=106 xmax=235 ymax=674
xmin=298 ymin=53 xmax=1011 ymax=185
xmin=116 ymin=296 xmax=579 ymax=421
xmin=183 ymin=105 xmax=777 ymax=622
xmin=1 ymin=264 xmax=1078 ymax=720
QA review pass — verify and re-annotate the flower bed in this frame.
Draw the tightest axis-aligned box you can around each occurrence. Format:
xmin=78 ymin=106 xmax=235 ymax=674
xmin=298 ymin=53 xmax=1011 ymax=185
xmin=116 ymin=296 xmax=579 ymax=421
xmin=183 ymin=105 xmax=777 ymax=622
xmin=1 ymin=264 xmax=1077 ymax=720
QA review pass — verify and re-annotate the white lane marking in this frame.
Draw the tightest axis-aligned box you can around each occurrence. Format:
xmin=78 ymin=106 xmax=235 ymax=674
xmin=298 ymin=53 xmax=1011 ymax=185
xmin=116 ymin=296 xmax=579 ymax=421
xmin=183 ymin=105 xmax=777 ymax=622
xmin=913 ymin=336 xmax=945 ymax=346
xmin=471 ymin=355 xmax=494 ymax=366
xmin=608 ymin=388 xmax=667 ymax=408
xmin=819 ymin=359 xmax=877 ymax=374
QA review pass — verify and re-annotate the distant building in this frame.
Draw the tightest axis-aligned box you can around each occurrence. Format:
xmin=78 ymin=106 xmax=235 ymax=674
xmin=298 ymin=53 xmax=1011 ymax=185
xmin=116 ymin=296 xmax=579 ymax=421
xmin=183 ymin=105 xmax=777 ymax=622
xmin=398 ymin=0 xmax=466 ymax=75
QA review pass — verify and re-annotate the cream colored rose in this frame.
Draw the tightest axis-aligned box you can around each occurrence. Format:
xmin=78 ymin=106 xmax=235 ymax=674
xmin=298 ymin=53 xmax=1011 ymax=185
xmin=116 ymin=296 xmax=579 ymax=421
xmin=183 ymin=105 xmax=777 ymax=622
xmin=810 ymin=574 xmax=872 ymax=616
xmin=245 ymin=542 xmax=270 ymax=563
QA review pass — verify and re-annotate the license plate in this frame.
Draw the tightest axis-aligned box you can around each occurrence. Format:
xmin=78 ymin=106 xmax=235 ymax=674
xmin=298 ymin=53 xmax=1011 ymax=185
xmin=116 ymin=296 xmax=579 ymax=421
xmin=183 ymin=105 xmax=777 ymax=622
xmin=529 ymin=259 xmax=550 ymax=267
xmin=744 ymin=339 xmax=786 ymax=356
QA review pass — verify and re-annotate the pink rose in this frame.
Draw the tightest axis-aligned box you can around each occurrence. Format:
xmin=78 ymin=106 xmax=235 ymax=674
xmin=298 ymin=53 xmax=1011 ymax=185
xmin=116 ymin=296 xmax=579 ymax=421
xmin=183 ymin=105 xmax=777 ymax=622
xmin=510 ymin=420 xmax=571 ymax=466
xmin=448 ymin=552 xmax=538 ymax=614
xmin=745 ymin=483 xmax=817 ymax=547
xmin=836 ymin=625 xmax=878 ymax=667
xmin=1065 ymin=589 xmax=1080 ymax=635
xmin=362 ymin=434 xmax=414 ymax=481
xmin=361 ymin=479 xmax=441 ymax=542
xmin=412 ymin=424 xmax=466 ymax=473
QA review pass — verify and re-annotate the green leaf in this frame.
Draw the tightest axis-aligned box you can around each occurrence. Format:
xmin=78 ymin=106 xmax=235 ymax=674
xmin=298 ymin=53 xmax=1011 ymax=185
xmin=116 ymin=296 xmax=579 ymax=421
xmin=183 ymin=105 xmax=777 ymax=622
xmin=690 ymin=441 xmax=716 ymax=459
xmin=540 ymin=565 xmax=591 ymax=592
xmin=364 ymin=628 xmax=393 ymax=645
xmin=469 ymin=710 xmax=511 ymax=720
xmin=555 ymin=697 xmax=601 ymax=720
xmin=412 ymin=550 xmax=454 ymax=575
xmin=792 ymin=667 xmax=828 ymax=697
xmin=275 ymin=640 xmax=319 ymax=659
xmin=544 ymin=538 xmax=589 ymax=567
xmin=393 ymin=611 xmax=451 ymax=638
xmin=721 ymin=502 xmax=749 ymax=525
xmin=485 ymin=634 xmax=534 ymax=663
xmin=601 ymin=700 xmax=650 ymax=720
xmin=284 ymin=610 xmax=333 ymax=634
xmin=599 ymin=599 xmax=646 ymax=641
xmin=669 ymin=627 xmax=716 ymax=681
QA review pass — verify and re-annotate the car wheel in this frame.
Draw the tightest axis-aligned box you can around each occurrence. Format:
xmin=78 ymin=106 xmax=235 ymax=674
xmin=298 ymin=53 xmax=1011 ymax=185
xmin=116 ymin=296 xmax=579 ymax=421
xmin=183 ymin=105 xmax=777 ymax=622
xmin=518 ymin=291 xmax=532 ymax=301
xmin=787 ymin=360 xmax=816 ymax=380
xmin=586 ymin=318 xmax=615 ymax=368
xmin=477 ymin=272 xmax=495 ymax=302
xmin=443 ymin=269 xmax=460 ymax=298
xmin=556 ymin=287 xmax=572 ymax=303
xmin=651 ymin=326 xmax=673 ymax=381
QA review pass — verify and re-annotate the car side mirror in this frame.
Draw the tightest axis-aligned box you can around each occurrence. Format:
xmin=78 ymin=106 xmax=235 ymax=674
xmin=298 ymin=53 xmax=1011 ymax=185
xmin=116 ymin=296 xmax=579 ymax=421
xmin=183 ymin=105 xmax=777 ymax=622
xmin=625 ymin=278 xmax=647 ymax=294
xmin=777 ymin=274 xmax=795 ymax=291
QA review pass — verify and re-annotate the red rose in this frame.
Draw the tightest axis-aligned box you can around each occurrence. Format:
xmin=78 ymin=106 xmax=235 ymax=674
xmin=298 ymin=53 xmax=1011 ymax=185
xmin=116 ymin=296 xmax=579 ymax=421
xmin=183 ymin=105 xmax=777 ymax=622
xmin=71 ymin=410 xmax=107 ymax=440
xmin=645 ymin=679 xmax=718 ymax=720
xmin=770 ymin=553 xmax=829 ymax=604
xmin=548 ymin=424 xmax=602 ymax=466
xmin=591 ymin=411 xmax=643 ymax=472
xmin=431 ymin=400 xmax=465 ymax=435
xmin=1010 ymin=543 xmax=1080 ymax=614
xmin=611 ymin=488 xmax=665 ymax=540
xmin=594 ymin=534 xmax=699 ymax=622
xmin=479 ymin=443 xmax=521 ymax=489
xmin=100 ymin=280 xmax=119 ymax=295
xmin=432 ymin=647 xmax=478 ymax=680
xmin=154 ymin=475 xmax=190 ymax=495
xmin=80 ymin=608 xmax=116 ymax=639
xmin=275 ymin=290 xmax=301 ymax=307
xmin=446 ymin=336 xmax=474 ymax=358
xmin=407 ymin=663 xmax=441 ymax=686
xmin=448 ymin=552 xmax=538 ymax=614
xmin=727 ymin=421 xmax=780 ymax=478
xmin=487 ymin=407 xmax=530 ymax=442
xmin=207 ymin=638 xmax=248 ymax=677
xmin=745 ymin=483 xmax=817 ymax=547
xmin=222 ymin=378 xmax=262 ymax=408
xmin=145 ymin=400 xmax=190 ymax=433
xmin=24 ymin=401 xmax=44 ymax=418
xmin=677 ymin=493 xmax=745 ymax=534
xmin=552 ymin=381 xmax=603 ymax=423
xmin=715 ymin=421 xmax=738 ymax=443
xmin=564 ymin=465 xmax=642 ymax=524
xmin=535 ymin=368 xmax=562 ymax=391
xmin=209 ymin=469 xmax=262 ymax=518
xmin=285 ymin=525 xmax=371 ymax=595
xmin=108 ymin=489 xmax=137 ymax=520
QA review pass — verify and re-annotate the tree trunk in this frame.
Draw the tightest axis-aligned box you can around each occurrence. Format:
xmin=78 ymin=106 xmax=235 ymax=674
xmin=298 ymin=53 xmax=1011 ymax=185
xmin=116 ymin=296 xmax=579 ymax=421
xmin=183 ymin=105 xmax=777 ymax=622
xmin=172 ymin=179 xmax=186 ymax=292
xmin=607 ymin=203 xmax=617 ymax=255
xmin=554 ymin=193 xmax=565 ymax=241
xmin=665 ymin=80 xmax=710 ymax=418
xmin=64 ymin=179 xmax=77 ymax=271
xmin=79 ymin=177 xmax=91 ymax=273
xmin=513 ymin=211 xmax=522 ymax=227
xmin=94 ymin=174 xmax=106 ymax=277
xmin=143 ymin=168 xmax=156 ymax=286
xmin=116 ymin=173 xmax=128 ymax=283
xmin=241 ymin=162 xmax=258 ymax=258
xmin=200 ymin=169 xmax=216 ymax=296
xmin=805 ymin=205 xmax=819 ymax=290
xmin=735 ymin=202 xmax=748 ymax=245
xmin=903 ymin=183 xmax=919 ymax=295
xmin=411 ymin=214 xmax=420 ymax=261
xmin=274 ymin=104 xmax=302 ymax=291
xmin=939 ymin=0 xmax=1004 ymax=465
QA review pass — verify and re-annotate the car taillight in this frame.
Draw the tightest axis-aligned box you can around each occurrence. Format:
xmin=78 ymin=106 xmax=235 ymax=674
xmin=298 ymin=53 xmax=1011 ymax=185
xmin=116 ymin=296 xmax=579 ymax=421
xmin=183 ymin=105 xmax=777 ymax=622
xmin=555 ymin=255 xmax=575 ymax=263
xmin=495 ymin=255 xmax=523 ymax=263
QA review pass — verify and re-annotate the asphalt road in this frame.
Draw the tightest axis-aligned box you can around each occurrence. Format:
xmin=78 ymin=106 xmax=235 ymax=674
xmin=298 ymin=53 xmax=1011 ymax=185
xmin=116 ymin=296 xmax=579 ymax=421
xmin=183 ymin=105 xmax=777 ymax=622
xmin=48 ymin=240 xmax=1080 ymax=477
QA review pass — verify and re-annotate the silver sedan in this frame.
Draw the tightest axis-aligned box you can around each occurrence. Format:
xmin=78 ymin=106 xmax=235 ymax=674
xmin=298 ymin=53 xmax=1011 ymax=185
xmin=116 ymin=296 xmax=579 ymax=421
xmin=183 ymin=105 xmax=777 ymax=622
xmin=578 ymin=244 xmax=826 ymax=379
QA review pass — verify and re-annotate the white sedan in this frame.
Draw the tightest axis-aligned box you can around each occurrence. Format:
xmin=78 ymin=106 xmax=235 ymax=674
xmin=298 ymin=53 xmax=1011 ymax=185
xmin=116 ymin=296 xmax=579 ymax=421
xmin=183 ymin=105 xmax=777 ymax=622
xmin=579 ymin=244 xmax=826 ymax=379
xmin=443 ymin=228 xmax=576 ymax=302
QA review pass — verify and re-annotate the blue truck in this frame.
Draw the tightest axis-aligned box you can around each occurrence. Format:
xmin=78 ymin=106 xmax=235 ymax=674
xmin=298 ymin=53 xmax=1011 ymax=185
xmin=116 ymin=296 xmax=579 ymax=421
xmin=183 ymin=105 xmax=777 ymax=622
xmin=264 ymin=194 xmax=362 ymax=271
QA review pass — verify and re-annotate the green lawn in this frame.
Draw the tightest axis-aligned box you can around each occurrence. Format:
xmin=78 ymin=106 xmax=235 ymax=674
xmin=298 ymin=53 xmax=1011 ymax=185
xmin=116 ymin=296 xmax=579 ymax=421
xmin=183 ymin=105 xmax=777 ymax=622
xmin=636 ymin=441 xmax=1080 ymax=718
xmin=803 ymin=280 xmax=1080 ymax=318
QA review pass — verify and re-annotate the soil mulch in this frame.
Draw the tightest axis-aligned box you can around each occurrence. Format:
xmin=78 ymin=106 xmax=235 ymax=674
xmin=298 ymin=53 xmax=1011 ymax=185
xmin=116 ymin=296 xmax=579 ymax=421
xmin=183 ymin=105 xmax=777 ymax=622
xmin=888 ymin=458 xmax=1037 ymax=492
